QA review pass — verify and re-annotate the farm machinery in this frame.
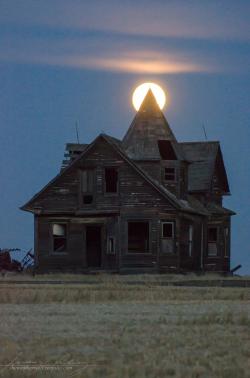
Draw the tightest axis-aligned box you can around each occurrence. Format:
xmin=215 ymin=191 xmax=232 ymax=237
xmin=0 ymin=248 xmax=34 ymax=272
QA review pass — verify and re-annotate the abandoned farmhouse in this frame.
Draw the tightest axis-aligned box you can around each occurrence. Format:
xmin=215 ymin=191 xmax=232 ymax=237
xmin=21 ymin=90 xmax=235 ymax=273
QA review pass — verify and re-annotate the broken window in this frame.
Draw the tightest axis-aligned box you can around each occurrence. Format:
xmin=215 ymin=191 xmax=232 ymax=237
xmin=52 ymin=224 xmax=67 ymax=252
xmin=161 ymin=221 xmax=175 ymax=253
xmin=128 ymin=221 xmax=149 ymax=253
xmin=208 ymin=227 xmax=218 ymax=256
xmin=164 ymin=167 xmax=176 ymax=181
xmin=81 ymin=170 xmax=94 ymax=204
xmin=158 ymin=140 xmax=177 ymax=160
xmin=105 ymin=168 xmax=118 ymax=193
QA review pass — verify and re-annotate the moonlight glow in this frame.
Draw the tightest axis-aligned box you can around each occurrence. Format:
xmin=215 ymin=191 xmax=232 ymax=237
xmin=132 ymin=82 xmax=166 ymax=111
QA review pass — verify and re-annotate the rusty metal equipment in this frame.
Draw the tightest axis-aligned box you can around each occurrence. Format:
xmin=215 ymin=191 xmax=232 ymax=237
xmin=0 ymin=248 xmax=34 ymax=272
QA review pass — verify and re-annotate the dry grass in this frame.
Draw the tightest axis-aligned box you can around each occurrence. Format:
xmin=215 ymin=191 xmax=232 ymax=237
xmin=0 ymin=271 xmax=249 ymax=283
xmin=0 ymin=282 xmax=249 ymax=377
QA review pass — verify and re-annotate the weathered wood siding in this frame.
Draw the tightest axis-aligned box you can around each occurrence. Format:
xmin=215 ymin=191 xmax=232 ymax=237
xmin=30 ymin=138 xmax=174 ymax=214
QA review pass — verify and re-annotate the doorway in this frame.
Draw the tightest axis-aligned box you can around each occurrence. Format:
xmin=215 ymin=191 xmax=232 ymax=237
xmin=86 ymin=225 xmax=102 ymax=267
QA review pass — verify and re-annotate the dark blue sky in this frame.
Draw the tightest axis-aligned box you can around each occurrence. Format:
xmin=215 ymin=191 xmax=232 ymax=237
xmin=0 ymin=0 xmax=249 ymax=273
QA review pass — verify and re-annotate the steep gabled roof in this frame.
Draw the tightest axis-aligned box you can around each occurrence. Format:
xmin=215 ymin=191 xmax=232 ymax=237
xmin=122 ymin=90 xmax=180 ymax=160
xmin=104 ymin=134 xmax=207 ymax=215
xmin=180 ymin=141 xmax=230 ymax=193
xmin=21 ymin=133 xmax=206 ymax=216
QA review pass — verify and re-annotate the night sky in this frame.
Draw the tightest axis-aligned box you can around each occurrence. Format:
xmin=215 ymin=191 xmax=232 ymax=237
xmin=0 ymin=1 xmax=249 ymax=273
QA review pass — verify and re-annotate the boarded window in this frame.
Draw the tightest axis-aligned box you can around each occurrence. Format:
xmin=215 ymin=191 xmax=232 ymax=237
xmin=128 ymin=222 xmax=149 ymax=253
xmin=52 ymin=224 xmax=67 ymax=252
xmin=161 ymin=221 xmax=175 ymax=253
xmin=208 ymin=227 xmax=218 ymax=256
xmin=164 ymin=167 xmax=176 ymax=181
xmin=105 ymin=168 xmax=118 ymax=193
xmin=158 ymin=140 xmax=177 ymax=160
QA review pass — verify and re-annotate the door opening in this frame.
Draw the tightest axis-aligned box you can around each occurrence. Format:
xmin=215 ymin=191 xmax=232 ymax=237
xmin=86 ymin=225 xmax=102 ymax=267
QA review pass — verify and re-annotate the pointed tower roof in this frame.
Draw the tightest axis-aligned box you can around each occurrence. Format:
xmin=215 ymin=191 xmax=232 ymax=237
xmin=122 ymin=89 xmax=178 ymax=160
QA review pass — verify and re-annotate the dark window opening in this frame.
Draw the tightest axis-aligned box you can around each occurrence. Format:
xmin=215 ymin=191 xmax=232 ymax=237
xmin=164 ymin=167 xmax=176 ymax=181
xmin=105 ymin=168 xmax=118 ymax=193
xmin=158 ymin=140 xmax=177 ymax=160
xmin=128 ymin=222 xmax=149 ymax=253
xmin=162 ymin=222 xmax=174 ymax=238
xmin=208 ymin=227 xmax=218 ymax=242
xmin=83 ymin=195 xmax=93 ymax=204
xmin=52 ymin=224 xmax=67 ymax=252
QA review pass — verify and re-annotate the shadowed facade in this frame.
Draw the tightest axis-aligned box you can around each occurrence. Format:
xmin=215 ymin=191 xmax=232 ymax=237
xmin=21 ymin=90 xmax=235 ymax=273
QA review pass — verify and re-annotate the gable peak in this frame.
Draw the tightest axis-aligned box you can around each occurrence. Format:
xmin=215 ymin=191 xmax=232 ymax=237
xmin=138 ymin=88 xmax=160 ymax=112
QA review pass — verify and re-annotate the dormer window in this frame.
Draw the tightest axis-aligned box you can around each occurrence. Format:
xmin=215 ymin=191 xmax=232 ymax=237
xmin=164 ymin=167 xmax=176 ymax=181
xmin=158 ymin=140 xmax=177 ymax=160
xmin=105 ymin=168 xmax=118 ymax=193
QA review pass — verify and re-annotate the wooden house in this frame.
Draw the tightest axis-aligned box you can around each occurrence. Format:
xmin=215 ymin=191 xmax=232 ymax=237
xmin=21 ymin=90 xmax=235 ymax=273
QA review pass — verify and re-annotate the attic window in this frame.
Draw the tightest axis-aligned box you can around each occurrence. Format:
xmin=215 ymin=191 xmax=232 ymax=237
xmin=81 ymin=169 xmax=94 ymax=205
xmin=158 ymin=140 xmax=177 ymax=160
xmin=164 ymin=168 xmax=176 ymax=181
xmin=105 ymin=168 xmax=118 ymax=193
xmin=52 ymin=224 xmax=67 ymax=252
xmin=81 ymin=170 xmax=94 ymax=193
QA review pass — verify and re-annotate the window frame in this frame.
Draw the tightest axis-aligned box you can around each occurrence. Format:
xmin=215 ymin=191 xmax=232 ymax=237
xmin=50 ymin=222 xmax=68 ymax=255
xmin=164 ymin=167 xmax=176 ymax=181
xmin=161 ymin=221 xmax=175 ymax=239
xmin=160 ymin=220 xmax=176 ymax=254
xmin=207 ymin=226 xmax=219 ymax=257
xmin=79 ymin=168 xmax=95 ymax=206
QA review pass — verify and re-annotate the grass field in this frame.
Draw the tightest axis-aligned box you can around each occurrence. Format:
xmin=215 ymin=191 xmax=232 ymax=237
xmin=0 ymin=275 xmax=249 ymax=377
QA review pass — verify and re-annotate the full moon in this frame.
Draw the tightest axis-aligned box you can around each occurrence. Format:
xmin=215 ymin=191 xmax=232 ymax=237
xmin=132 ymin=82 xmax=166 ymax=111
